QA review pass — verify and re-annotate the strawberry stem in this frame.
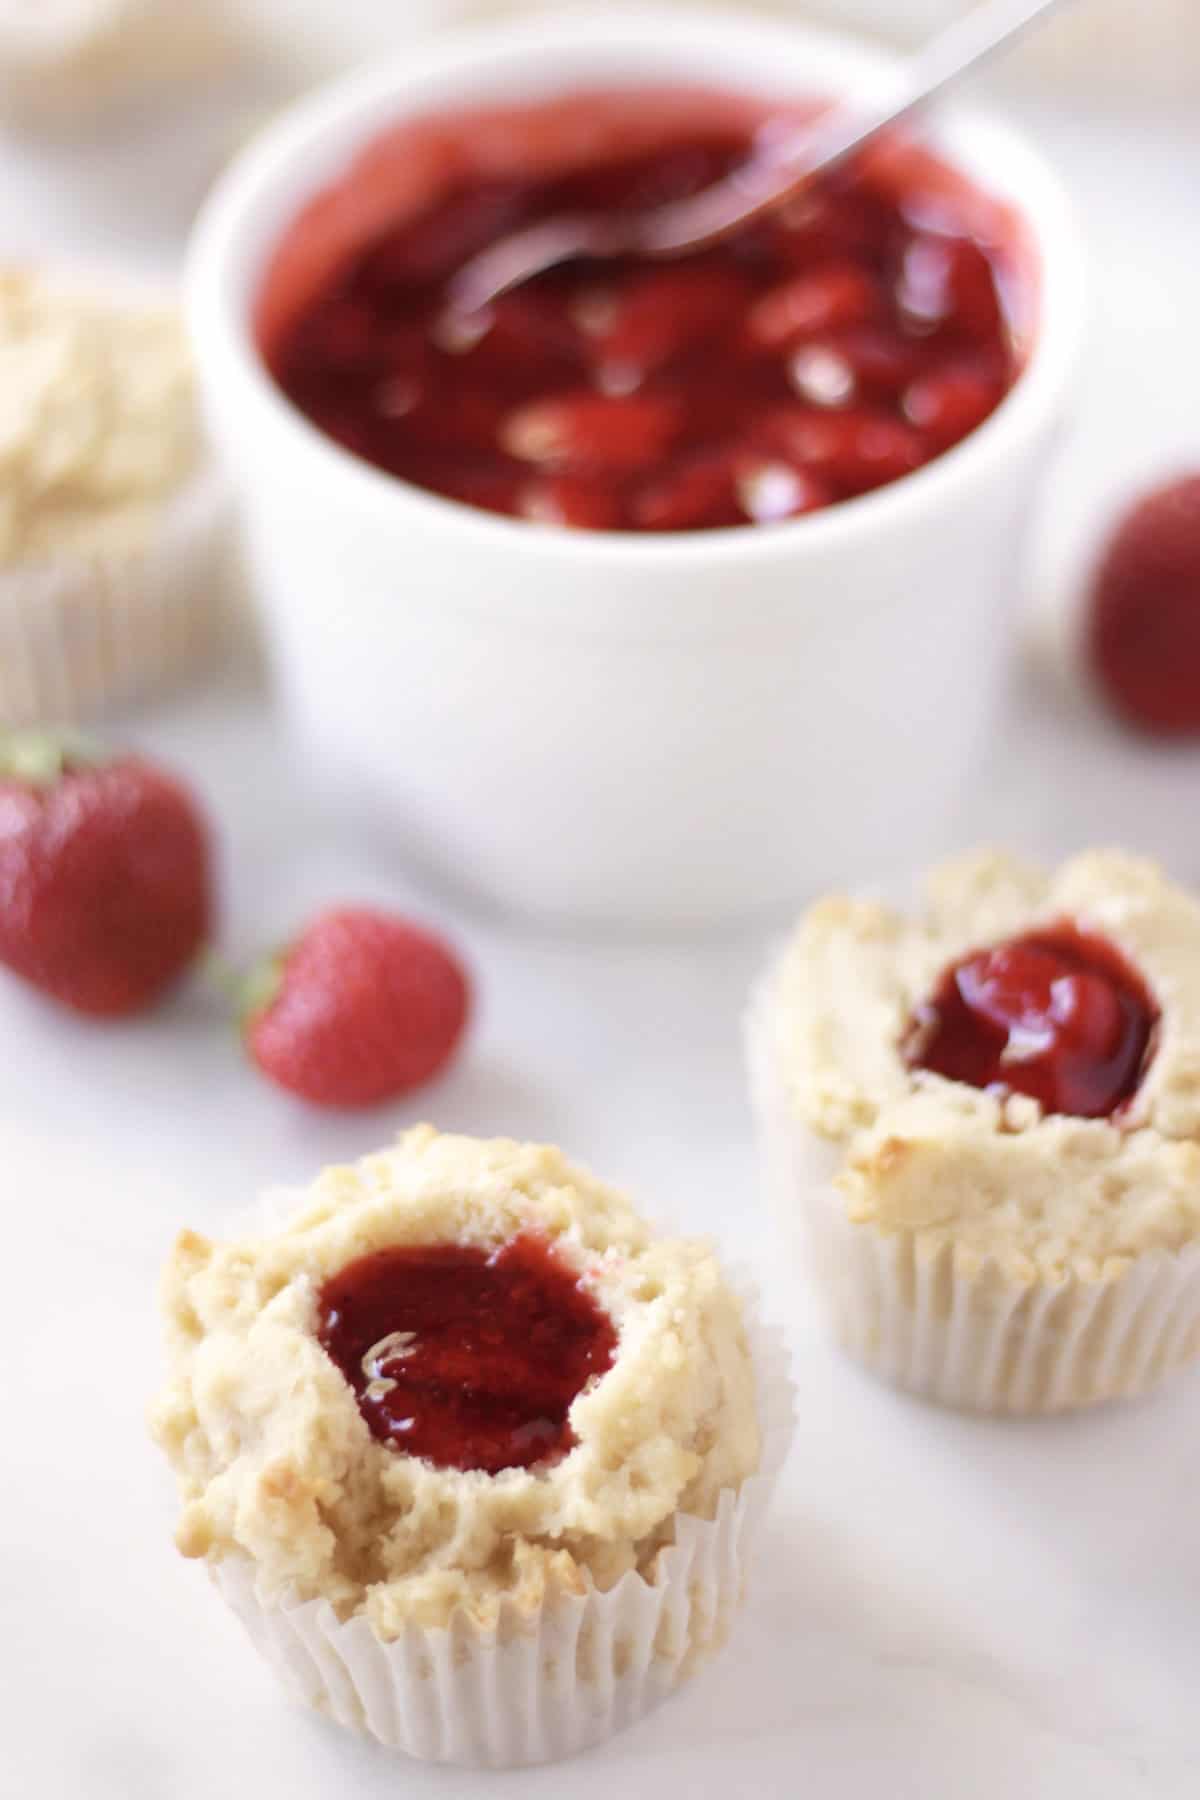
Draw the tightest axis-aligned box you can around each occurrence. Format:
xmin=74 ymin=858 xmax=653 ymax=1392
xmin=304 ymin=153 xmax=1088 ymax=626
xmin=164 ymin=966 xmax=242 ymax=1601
xmin=0 ymin=728 xmax=106 ymax=785
xmin=202 ymin=948 xmax=288 ymax=1030
xmin=201 ymin=949 xmax=244 ymax=1006
xmin=238 ymin=954 xmax=286 ymax=1027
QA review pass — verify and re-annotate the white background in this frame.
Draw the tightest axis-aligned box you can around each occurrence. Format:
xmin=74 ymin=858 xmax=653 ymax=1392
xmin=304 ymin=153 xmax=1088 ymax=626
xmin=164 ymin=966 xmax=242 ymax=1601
xmin=2 ymin=15 xmax=1199 ymax=1798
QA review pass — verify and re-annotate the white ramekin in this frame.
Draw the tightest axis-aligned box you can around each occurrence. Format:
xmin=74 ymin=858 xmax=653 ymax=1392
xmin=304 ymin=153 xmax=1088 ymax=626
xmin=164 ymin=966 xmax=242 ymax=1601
xmin=187 ymin=8 xmax=1082 ymax=930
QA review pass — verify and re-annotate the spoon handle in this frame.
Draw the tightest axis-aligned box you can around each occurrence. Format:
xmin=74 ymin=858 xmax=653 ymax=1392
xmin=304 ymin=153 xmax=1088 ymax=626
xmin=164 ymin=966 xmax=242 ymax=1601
xmin=453 ymin=0 xmax=1081 ymax=302
xmin=640 ymin=0 xmax=1078 ymax=253
xmin=806 ymin=0 xmax=1079 ymax=173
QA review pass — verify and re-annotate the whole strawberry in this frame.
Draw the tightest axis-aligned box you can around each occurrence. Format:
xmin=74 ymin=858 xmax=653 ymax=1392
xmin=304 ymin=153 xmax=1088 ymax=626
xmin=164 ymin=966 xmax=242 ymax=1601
xmin=0 ymin=732 xmax=212 ymax=1017
xmin=1087 ymin=473 xmax=1200 ymax=735
xmin=242 ymin=906 xmax=470 ymax=1107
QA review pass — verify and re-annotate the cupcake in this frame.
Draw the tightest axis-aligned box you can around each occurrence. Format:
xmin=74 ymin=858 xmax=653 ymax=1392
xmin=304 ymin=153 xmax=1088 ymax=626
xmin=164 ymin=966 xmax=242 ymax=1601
xmin=0 ymin=0 xmax=237 ymax=128
xmin=0 ymin=269 xmax=232 ymax=725
xmin=150 ymin=1127 xmax=790 ymax=1767
xmin=750 ymin=849 xmax=1200 ymax=1414
xmin=803 ymin=0 xmax=1200 ymax=102
xmin=1010 ymin=0 xmax=1199 ymax=100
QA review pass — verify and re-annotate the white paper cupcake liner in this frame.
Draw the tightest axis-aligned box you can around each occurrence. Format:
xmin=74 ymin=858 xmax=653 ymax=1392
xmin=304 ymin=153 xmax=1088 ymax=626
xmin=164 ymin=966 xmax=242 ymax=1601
xmin=747 ymin=969 xmax=1200 ymax=1415
xmin=0 ymin=464 xmax=234 ymax=726
xmin=206 ymin=1264 xmax=792 ymax=1767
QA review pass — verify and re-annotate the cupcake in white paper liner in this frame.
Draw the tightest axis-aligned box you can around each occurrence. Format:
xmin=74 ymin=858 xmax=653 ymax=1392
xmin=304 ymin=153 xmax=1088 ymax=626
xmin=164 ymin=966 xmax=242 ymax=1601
xmin=1013 ymin=0 xmax=1199 ymax=99
xmin=152 ymin=1128 xmax=793 ymax=1768
xmin=748 ymin=849 xmax=1200 ymax=1415
xmin=795 ymin=0 xmax=1200 ymax=102
xmin=0 ymin=268 xmax=234 ymax=725
xmin=0 ymin=1 xmax=239 ymax=128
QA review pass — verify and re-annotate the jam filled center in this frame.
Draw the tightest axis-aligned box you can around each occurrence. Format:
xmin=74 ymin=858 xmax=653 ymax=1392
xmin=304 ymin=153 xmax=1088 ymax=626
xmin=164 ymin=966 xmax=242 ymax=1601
xmin=316 ymin=1235 xmax=617 ymax=1474
xmin=905 ymin=925 xmax=1157 ymax=1120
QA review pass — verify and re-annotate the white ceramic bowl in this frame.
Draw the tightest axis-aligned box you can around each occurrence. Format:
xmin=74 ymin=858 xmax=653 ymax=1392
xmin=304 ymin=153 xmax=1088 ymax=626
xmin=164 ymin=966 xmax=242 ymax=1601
xmin=188 ymin=8 xmax=1082 ymax=930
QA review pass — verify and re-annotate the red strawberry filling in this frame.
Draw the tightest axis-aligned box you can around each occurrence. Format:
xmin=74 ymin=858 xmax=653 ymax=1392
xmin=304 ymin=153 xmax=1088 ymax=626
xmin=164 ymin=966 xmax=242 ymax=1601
xmin=317 ymin=1234 xmax=617 ymax=1473
xmin=259 ymin=89 xmax=1022 ymax=533
xmin=904 ymin=925 xmax=1157 ymax=1120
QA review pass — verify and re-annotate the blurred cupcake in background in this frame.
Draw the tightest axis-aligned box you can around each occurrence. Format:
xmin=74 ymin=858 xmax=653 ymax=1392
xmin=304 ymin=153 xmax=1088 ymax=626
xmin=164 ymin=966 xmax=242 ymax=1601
xmin=0 ymin=269 xmax=233 ymax=725
xmin=243 ymin=0 xmax=522 ymax=83
xmin=787 ymin=0 xmax=1200 ymax=100
xmin=1003 ymin=0 xmax=1199 ymax=99
xmin=0 ymin=1 xmax=240 ymax=129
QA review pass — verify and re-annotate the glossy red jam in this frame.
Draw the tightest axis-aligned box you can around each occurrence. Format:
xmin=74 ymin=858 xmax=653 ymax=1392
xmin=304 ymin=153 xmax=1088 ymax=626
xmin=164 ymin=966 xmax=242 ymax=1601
xmin=905 ymin=925 xmax=1157 ymax=1120
xmin=316 ymin=1235 xmax=616 ymax=1473
xmin=259 ymin=89 xmax=1025 ymax=532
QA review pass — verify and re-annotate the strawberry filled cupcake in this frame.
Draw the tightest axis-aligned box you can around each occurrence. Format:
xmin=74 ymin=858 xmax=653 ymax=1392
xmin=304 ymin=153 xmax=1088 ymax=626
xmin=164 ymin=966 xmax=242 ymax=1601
xmin=150 ymin=1127 xmax=790 ymax=1766
xmin=0 ymin=269 xmax=232 ymax=724
xmin=750 ymin=850 xmax=1200 ymax=1413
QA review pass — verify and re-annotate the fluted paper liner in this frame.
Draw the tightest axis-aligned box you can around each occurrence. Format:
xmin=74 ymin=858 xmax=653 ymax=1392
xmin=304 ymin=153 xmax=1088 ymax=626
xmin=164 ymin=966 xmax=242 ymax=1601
xmin=206 ymin=1264 xmax=792 ymax=1767
xmin=0 ymin=464 xmax=233 ymax=726
xmin=748 ymin=968 xmax=1200 ymax=1415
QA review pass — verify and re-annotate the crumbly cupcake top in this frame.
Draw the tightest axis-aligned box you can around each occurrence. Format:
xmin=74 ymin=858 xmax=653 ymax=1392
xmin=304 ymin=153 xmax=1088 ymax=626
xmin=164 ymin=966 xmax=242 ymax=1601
xmin=837 ymin=1089 xmax=1200 ymax=1280
xmin=0 ymin=271 xmax=198 ymax=564
xmin=151 ymin=1126 xmax=760 ymax=1637
xmin=766 ymin=849 xmax=1200 ymax=1277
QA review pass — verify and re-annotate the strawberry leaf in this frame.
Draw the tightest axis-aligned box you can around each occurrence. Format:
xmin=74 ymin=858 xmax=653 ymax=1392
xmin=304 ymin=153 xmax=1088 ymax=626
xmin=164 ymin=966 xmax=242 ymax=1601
xmin=0 ymin=729 xmax=107 ymax=785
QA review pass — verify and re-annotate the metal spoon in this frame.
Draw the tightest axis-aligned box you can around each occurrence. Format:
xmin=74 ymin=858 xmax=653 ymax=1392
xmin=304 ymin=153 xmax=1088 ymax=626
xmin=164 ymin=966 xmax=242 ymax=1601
xmin=448 ymin=0 xmax=1076 ymax=316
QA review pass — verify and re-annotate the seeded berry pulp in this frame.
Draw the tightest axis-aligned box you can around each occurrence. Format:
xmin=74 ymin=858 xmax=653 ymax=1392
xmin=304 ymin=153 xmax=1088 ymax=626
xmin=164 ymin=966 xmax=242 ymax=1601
xmin=259 ymin=87 xmax=1024 ymax=534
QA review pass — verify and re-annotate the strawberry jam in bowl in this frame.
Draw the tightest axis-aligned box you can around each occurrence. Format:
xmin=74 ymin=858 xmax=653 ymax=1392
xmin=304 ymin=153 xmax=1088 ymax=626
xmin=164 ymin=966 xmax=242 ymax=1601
xmin=257 ymin=92 xmax=1022 ymax=534
xmin=188 ymin=12 xmax=1082 ymax=927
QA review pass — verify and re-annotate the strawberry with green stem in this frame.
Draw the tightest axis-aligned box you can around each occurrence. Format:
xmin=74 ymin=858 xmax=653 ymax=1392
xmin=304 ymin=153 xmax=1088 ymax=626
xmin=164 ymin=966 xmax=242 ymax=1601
xmin=0 ymin=730 xmax=212 ymax=1017
xmin=238 ymin=907 xmax=470 ymax=1108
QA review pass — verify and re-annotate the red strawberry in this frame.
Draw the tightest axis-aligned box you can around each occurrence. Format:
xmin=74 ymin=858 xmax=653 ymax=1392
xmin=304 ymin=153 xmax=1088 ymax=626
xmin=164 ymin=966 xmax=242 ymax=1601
xmin=1086 ymin=474 xmax=1200 ymax=736
xmin=0 ymin=733 xmax=211 ymax=1018
xmin=242 ymin=907 xmax=470 ymax=1108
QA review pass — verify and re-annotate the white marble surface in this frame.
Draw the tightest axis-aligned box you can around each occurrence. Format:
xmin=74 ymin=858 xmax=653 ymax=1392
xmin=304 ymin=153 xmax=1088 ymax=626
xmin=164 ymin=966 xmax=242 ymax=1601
xmin=2 ymin=38 xmax=1199 ymax=1800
